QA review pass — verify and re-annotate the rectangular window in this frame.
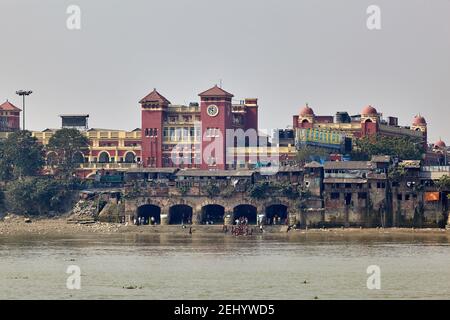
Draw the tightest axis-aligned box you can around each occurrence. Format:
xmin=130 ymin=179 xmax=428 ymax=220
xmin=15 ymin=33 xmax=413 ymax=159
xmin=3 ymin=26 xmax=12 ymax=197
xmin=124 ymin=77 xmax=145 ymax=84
xmin=358 ymin=192 xmax=367 ymax=199
xmin=330 ymin=192 xmax=340 ymax=200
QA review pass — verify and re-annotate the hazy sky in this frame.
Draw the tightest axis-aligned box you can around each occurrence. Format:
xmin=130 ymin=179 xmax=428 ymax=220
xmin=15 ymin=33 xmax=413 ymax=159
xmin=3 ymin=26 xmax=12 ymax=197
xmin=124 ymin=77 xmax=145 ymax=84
xmin=0 ymin=0 xmax=449 ymax=143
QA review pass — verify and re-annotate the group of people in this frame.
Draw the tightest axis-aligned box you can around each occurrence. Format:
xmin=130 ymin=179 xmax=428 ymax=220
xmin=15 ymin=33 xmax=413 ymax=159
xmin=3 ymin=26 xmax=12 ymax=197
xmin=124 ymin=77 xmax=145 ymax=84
xmin=231 ymin=216 xmax=253 ymax=236
xmin=133 ymin=216 xmax=157 ymax=226
xmin=268 ymin=214 xmax=285 ymax=225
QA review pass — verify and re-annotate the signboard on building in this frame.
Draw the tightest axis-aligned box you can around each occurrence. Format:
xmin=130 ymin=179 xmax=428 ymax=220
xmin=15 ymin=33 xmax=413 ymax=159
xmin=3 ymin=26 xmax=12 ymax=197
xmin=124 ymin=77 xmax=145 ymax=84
xmin=295 ymin=128 xmax=351 ymax=152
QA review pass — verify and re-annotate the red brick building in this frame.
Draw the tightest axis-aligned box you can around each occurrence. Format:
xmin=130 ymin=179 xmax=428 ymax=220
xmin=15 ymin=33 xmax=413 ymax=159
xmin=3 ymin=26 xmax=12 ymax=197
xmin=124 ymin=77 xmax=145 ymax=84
xmin=0 ymin=100 xmax=21 ymax=132
xmin=140 ymin=85 xmax=259 ymax=170
xmin=293 ymin=104 xmax=427 ymax=148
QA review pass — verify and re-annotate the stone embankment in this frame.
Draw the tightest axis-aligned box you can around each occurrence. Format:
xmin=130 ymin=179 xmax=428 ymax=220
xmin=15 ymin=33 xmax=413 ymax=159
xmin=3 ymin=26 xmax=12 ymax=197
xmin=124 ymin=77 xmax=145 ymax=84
xmin=0 ymin=215 xmax=449 ymax=237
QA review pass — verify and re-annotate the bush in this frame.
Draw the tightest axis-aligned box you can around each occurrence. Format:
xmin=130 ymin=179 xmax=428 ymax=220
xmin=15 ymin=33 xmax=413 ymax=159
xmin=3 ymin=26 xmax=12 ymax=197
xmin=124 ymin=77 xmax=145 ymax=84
xmin=178 ymin=185 xmax=191 ymax=196
xmin=4 ymin=177 xmax=72 ymax=216
xmin=0 ymin=189 xmax=4 ymax=211
xmin=204 ymin=184 xmax=221 ymax=198
xmin=247 ymin=182 xmax=269 ymax=199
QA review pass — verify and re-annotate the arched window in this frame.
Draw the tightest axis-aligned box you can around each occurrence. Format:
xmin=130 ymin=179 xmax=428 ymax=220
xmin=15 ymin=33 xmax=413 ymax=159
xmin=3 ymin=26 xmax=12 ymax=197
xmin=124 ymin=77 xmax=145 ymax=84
xmin=124 ymin=152 xmax=136 ymax=163
xmin=72 ymin=152 xmax=85 ymax=164
xmin=98 ymin=151 xmax=110 ymax=163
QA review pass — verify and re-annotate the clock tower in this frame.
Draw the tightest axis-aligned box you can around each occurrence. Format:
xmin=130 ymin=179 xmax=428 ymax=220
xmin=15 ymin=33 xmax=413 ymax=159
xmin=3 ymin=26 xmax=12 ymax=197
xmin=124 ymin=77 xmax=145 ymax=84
xmin=199 ymin=85 xmax=234 ymax=170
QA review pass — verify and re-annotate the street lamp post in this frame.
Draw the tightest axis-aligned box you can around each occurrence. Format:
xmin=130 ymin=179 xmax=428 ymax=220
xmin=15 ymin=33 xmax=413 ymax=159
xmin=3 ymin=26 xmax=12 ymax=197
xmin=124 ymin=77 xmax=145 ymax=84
xmin=15 ymin=90 xmax=32 ymax=131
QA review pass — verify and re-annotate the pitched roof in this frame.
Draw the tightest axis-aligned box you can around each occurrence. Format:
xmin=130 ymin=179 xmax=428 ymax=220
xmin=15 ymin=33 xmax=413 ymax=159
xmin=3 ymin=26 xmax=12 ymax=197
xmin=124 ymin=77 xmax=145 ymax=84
xmin=304 ymin=161 xmax=323 ymax=168
xmin=139 ymin=89 xmax=171 ymax=104
xmin=127 ymin=168 xmax=179 ymax=174
xmin=198 ymin=85 xmax=234 ymax=97
xmin=176 ymin=169 xmax=254 ymax=177
xmin=324 ymin=178 xmax=367 ymax=184
xmin=323 ymin=161 xmax=375 ymax=170
xmin=0 ymin=101 xmax=21 ymax=112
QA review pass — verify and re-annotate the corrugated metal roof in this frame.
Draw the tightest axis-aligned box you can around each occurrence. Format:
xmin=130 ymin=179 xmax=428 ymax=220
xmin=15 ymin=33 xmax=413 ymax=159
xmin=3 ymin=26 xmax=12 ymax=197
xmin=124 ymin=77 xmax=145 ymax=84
xmin=323 ymin=178 xmax=368 ymax=184
xmin=324 ymin=161 xmax=375 ymax=170
xmin=176 ymin=169 xmax=254 ymax=177
xmin=304 ymin=161 xmax=323 ymax=168
xmin=127 ymin=168 xmax=179 ymax=174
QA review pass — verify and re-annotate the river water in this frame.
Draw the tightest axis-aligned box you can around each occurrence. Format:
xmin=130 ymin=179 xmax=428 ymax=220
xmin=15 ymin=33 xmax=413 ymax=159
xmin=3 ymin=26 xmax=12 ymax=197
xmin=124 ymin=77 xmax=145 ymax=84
xmin=1 ymin=232 xmax=450 ymax=299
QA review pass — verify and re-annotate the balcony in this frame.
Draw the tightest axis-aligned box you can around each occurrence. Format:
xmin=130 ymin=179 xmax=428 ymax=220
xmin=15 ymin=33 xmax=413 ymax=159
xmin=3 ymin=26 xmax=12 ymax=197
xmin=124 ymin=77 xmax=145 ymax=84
xmin=78 ymin=163 xmax=140 ymax=170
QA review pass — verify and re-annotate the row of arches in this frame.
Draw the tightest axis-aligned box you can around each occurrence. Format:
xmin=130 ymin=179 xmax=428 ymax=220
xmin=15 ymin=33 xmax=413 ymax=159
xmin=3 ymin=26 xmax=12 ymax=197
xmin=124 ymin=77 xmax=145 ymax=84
xmin=45 ymin=151 xmax=137 ymax=165
xmin=135 ymin=204 xmax=289 ymax=225
xmin=46 ymin=151 xmax=86 ymax=165
xmin=97 ymin=151 xmax=136 ymax=164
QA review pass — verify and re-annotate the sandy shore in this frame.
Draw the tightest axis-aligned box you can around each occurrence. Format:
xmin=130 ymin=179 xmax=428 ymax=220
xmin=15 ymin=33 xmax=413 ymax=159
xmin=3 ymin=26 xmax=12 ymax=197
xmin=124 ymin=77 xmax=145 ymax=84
xmin=0 ymin=216 xmax=449 ymax=238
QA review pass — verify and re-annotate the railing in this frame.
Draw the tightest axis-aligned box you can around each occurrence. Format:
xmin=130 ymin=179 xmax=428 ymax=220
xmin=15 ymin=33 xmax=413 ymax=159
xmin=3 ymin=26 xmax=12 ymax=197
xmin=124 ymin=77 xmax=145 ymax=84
xmin=78 ymin=163 xmax=140 ymax=169
xmin=168 ymin=106 xmax=200 ymax=113
xmin=421 ymin=166 xmax=450 ymax=172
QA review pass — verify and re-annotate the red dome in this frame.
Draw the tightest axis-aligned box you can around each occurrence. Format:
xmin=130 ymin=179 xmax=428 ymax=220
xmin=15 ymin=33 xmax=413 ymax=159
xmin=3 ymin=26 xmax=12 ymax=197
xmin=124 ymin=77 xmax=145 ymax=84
xmin=361 ymin=105 xmax=377 ymax=115
xmin=299 ymin=104 xmax=314 ymax=117
xmin=413 ymin=115 xmax=427 ymax=126
xmin=435 ymin=139 xmax=446 ymax=148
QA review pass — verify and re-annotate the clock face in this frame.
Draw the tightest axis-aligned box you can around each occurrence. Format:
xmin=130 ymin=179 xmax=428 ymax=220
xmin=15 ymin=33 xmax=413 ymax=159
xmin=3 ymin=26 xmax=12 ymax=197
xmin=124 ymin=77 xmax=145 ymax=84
xmin=207 ymin=104 xmax=219 ymax=117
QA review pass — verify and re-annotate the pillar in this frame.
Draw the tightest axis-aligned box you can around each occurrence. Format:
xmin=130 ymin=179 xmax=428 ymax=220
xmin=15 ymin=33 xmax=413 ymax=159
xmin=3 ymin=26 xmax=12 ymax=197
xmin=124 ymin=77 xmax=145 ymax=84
xmin=192 ymin=208 xmax=202 ymax=225
xmin=224 ymin=211 xmax=234 ymax=225
xmin=160 ymin=207 xmax=169 ymax=225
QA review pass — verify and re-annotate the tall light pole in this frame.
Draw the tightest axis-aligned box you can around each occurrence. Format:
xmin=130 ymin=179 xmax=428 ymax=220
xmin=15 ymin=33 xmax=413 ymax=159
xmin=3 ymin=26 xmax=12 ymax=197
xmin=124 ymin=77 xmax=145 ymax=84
xmin=15 ymin=90 xmax=32 ymax=131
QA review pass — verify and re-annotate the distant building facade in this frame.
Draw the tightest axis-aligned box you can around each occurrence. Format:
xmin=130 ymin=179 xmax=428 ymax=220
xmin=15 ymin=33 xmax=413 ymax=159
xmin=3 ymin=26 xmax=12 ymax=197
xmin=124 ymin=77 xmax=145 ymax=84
xmin=293 ymin=104 xmax=427 ymax=149
xmin=0 ymin=101 xmax=21 ymax=132
xmin=140 ymin=86 xmax=259 ymax=170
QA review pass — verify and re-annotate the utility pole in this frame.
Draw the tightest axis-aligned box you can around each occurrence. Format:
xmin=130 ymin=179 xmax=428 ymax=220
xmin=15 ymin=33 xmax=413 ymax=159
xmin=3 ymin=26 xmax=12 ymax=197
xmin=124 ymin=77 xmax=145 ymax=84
xmin=15 ymin=90 xmax=32 ymax=130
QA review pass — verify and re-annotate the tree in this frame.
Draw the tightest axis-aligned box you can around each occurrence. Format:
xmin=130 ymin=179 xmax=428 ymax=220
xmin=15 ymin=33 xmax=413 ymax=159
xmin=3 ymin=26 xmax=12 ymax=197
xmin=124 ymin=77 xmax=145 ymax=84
xmin=436 ymin=175 xmax=450 ymax=191
xmin=204 ymin=184 xmax=221 ymax=198
xmin=0 ymin=131 xmax=44 ymax=180
xmin=47 ymin=128 xmax=89 ymax=178
xmin=353 ymin=134 xmax=424 ymax=160
xmin=4 ymin=177 xmax=72 ymax=216
xmin=388 ymin=165 xmax=406 ymax=184
xmin=296 ymin=146 xmax=329 ymax=164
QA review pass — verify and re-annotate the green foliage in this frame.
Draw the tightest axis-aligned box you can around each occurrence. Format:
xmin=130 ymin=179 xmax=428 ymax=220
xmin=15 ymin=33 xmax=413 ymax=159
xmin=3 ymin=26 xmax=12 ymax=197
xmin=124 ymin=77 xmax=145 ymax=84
xmin=47 ymin=128 xmax=89 ymax=177
xmin=247 ymin=181 xmax=300 ymax=199
xmin=353 ymin=134 xmax=424 ymax=160
xmin=178 ymin=184 xmax=191 ymax=196
xmin=436 ymin=175 xmax=450 ymax=191
xmin=0 ymin=189 xmax=4 ymax=211
xmin=247 ymin=182 xmax=269 ymax=199
xmin=388 ymin=165 xmax=406 ymax=183
xmin=220 ymin=185 xmax=235 ymax=198
xmin=296 ymin=146 xmax=329 ymax=164
xmin=297 ymin=185 xmax=312 ymax=210
xmin=4 ymin=177 xmax=72 ymax=216
xmin=204 ymin=184 xmax=221 ymax=198
xmin=0 ymin=131 xmax=44 ymax=180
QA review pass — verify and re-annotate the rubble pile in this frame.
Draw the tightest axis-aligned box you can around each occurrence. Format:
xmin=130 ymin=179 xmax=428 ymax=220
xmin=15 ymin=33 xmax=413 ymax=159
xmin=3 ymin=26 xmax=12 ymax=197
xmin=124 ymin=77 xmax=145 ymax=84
xmin=68 ymin=199 xmax=98 ymax=223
